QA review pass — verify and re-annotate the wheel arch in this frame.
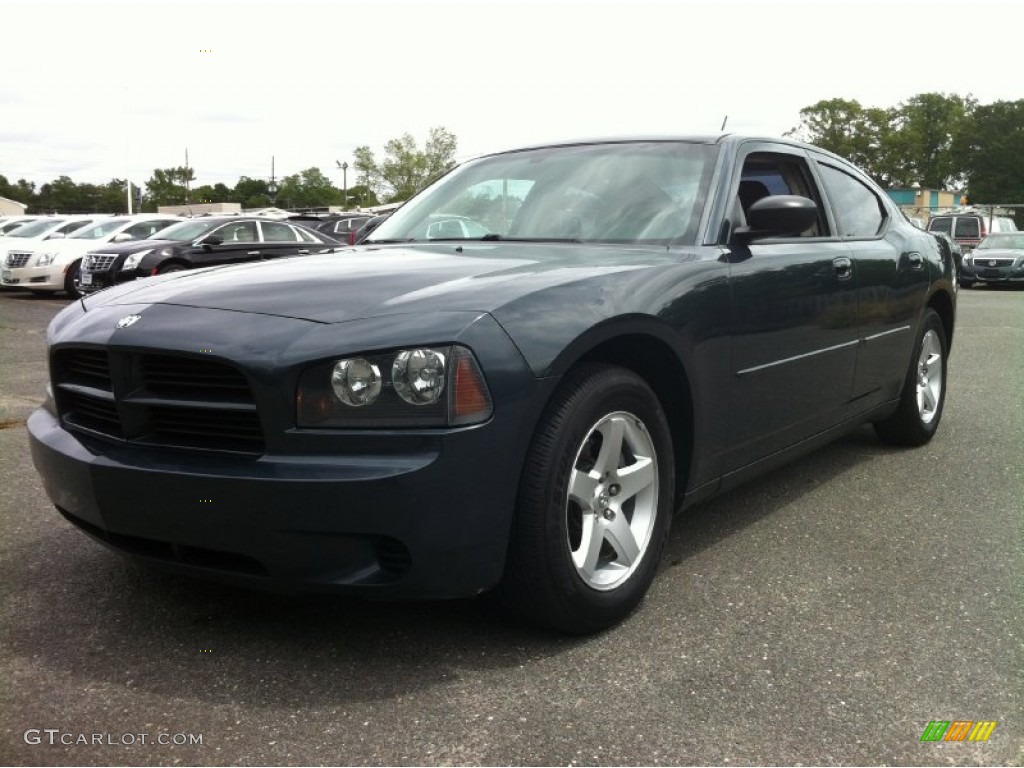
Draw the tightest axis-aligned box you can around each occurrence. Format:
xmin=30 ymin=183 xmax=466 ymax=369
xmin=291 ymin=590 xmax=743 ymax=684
xmin=545 ymin=320 xmax=696 ymax=506
xmin=926 ymin=288 xmax=955 ymax=353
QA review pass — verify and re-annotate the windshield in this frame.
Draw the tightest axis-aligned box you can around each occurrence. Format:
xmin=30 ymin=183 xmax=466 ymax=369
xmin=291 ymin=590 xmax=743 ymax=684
xmin=977 ymin=233 xmax=1024 ymax=250
xmin=147 ymin=219 xmax=220 ymax=242
xmin=69 ymin=218 xmax=131 ymax=239
xmin=0 ymin=219 xmax=37 ymax=234
xmin=8 ymin=219 xmax=67 ymax=238
xmin=369 ymin=141 xmax=718 ymax=245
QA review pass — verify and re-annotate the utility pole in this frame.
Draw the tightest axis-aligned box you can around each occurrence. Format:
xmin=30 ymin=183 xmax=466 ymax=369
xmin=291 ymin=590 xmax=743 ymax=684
xmin=184 ymin=148 xmax=190 ymax=204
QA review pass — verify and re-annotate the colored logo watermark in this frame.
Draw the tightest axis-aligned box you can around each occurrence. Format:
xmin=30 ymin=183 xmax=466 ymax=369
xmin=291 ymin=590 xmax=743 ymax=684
xmin=920 ymin=720 xmax=997 ymax=742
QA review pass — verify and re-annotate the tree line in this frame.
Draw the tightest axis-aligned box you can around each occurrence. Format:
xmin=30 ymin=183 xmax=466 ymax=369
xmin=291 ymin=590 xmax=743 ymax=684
xmin=1 ymin=127 xmax=459 ymax=214
xmin=787 ymin=93 xmax=1024 ymax=203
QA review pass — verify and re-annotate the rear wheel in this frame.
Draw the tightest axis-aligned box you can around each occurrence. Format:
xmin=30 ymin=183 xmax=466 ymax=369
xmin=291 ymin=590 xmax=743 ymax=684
xmin=874 ymin=308 xmax=947 ymax=446
xmin=499 ymin=365 xmax=674 ymax=633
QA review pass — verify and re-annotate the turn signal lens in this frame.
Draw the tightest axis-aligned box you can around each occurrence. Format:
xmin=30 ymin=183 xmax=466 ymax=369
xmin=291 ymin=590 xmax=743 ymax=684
xmin=450 ymin=347 xmax=492 ymax=425
xmin=331 ymin=358 xmax=382 ymax=406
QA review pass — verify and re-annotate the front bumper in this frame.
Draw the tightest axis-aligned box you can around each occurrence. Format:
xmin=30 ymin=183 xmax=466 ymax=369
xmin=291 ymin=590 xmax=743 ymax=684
xmin=1 ymin=264 xmax=64 ymax=290
xmin=28 ymin=306 xmax=549 ymax=598
xmin=961 ymin=262 xmax=1024 ymax=283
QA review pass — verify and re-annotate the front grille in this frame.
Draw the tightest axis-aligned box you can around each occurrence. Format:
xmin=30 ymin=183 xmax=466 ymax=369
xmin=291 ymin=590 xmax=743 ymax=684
xmin=84 ymin=253 xmax=118 ymax=272
xmin=52 ymin=348 xmax=264 ymax=454
xmin=5 ymin=251 xmax=32 ymax=268
xmin=976 ymin=258 xmax=1014 ymax=267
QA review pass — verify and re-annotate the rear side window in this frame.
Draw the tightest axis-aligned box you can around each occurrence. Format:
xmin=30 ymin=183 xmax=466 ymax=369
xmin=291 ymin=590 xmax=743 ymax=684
xmin=954 ymin=218 xmax=980 ymax=238
xmin=818 ymin=164 xmax=885 ymax=237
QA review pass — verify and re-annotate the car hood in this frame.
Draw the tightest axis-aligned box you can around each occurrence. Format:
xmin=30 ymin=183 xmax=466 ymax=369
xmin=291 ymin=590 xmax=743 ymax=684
xmin=83 ymin=238 xmax=177 ymax=255
xmin=82 ymin=242 xmax=682 ymax=324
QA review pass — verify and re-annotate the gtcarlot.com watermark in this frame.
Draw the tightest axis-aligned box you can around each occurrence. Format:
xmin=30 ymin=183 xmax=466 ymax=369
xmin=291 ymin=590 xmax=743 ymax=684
xmin=24 ymin=729 xmax=203 ymax=747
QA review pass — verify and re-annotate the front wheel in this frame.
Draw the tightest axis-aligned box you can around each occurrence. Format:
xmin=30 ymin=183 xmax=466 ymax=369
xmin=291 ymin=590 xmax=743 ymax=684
xmin=64 ymin=259 xmax=83 ymax=297
xmin=874 ymin=308 xmax=948 ymax=446
xmin=499 ymin=365 xmax=674 ymax=633
xmin=157 ymin=263 xmax=187 ymax=275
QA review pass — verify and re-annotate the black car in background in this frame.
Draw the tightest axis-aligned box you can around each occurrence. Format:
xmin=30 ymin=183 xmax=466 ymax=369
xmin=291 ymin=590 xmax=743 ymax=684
xmin=78 ymin=217 xmax=339 ymax=293
xmin=288 ymin=213 xmax=374 ymax=245
xmin=29 ymin=136 xmax=955 ymax=633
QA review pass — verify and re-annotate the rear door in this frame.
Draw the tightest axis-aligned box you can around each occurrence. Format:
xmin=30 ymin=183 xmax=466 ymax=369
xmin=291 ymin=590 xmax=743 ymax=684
xmin=810 ymin=154 xmax=927 ymax=404
xmin=258 ymin=220 xmax=312 ymax=259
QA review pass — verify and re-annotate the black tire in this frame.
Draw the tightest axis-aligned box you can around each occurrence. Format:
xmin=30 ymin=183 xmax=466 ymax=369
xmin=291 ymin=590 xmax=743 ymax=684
xmin=157 ymin=263 xmax=186 ymax=275
xmin=498 ymin=364 xmax=674 ymax=634
xmin=63 ymin=259 xmax=82 ymax=298
xmin=961 ymin=280 xmax=974 ymax=289
xmin=874 ymin=308 xmax=947 ymax=446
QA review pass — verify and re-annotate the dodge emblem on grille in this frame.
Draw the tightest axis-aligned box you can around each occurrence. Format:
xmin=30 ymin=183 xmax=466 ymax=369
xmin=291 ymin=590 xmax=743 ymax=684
xmin=989 ymin=260 xmax=997 ymax=267
xmin=116 ymin=314 xmax=142 ymax=329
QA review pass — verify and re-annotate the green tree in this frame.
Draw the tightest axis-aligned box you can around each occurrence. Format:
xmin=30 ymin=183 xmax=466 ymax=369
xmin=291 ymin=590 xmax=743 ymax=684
xmin=232 ymin=176 xmax=273 ymax=208
xmin=956 ymin=99 xmax=1024 ymax=205
xmin=354 ymin=126 xmax=459 ymax=203
xmin=191 ymin=182 xmax=233 ymax=204
xmin=145 ymin=166 xmax=195 ymax=206
xmin=786 ymin=98 xmax=892 ymax=182
xmin=275 ymin=167 xmax=343 ymax=209
xmin=344 ymin=184 xmax=378 ymax=208
xmin=886 ymin=93 xmax=976 ymax=189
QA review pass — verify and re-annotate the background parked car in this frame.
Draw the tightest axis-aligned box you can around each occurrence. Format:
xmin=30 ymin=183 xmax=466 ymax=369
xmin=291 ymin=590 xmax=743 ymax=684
xmin=959 ymin=232 xmax=1024 ymax=288
xmin=927 ymin=211 xmax=1017 ymax=253
xmin=1 ymin=216 xmax=108 ymax=288
xmin=288 ymin=213 xmax=374 ymax=245
xmin=2 ymin=215 xmax=183 ymax=297
xmin=0 ymin=216 xmax=42 ymax=235
xmin=78 ymin=216 xmax=340 ymax=293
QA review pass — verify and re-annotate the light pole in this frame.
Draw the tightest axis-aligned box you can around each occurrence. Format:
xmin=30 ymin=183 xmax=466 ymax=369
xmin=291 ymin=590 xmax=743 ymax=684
xmin=337 ymin=160 xmax=349 ymax=208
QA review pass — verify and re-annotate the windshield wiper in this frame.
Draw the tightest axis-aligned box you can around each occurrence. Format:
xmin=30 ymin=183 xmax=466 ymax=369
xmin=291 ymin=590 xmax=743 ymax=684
xmin=478 ymin=234 xmax=584 ymax=243
xmin=362 ymin=238 xmax=418 ymax=244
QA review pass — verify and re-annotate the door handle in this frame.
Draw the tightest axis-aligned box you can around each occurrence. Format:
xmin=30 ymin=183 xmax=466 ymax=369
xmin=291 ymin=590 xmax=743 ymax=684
xmin=907 ymin=252 xmax=924 ymax=270
xmin=833 ymin=256 xmax=853 ymax=280
xmin=246 ymin=250 xmax=261 ymax=256
xmin=297 ymin=249 xmax=309 ymax=255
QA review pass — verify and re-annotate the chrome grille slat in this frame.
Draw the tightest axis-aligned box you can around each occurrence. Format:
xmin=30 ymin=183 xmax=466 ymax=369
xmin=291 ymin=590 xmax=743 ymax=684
xmin=5 ymin=251 xmax=33 ymax=268
xmin=84 ymin=253 xmax=118 ymax=272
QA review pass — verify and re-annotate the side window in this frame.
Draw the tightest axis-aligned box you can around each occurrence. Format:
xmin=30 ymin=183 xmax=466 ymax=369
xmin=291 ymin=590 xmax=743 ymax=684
xmin=293 ymin=226 xmax=319 ymax=243
xmin=123 ymin=220 xmax=166 ymax=239
xmin=214 ymin=221 xmax=258 ymax=243
xmin=55 ymin=220 xmax=93 ymax=236
xmin=261 ymin=221 xmax=300 ymax=242
xmin=818 ymin=163 xmax=886 ymax=238
xmin=735 ymin=152 xmax=826 ymax=237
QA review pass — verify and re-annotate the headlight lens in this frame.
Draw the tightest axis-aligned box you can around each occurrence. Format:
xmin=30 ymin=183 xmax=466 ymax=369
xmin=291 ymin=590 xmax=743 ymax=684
xmin=36 ymin=252 xmax=58 ymax=266
xmin=297 ymin=344 xmax=491 ymax=428
xmin=120 ymin=249 xmax=153 ymax=271
xmin=331 ymin=358 xmax=382 ymax=406
xmin=392 ymin=349 xmax=446 ymax=405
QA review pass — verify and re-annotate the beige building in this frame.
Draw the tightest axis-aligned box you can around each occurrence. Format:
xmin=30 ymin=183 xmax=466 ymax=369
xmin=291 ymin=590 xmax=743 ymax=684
xmin=0 ymin=196 xmax=28 ymax=217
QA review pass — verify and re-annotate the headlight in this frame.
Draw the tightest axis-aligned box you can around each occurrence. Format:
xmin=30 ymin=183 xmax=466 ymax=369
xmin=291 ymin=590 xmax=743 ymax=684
xmin=392 ymin=349 xmax=446 ymax=405
xmin=297 ymin=344 xmax=492 ymax=428
xmin=961 ymin=255 xmax=970 ymax=267
xmin=36 ymin=252 xmax=58 ymax=266
xmin=120 ymin=249 xmax=153 ymax=271
xmin=331 ymin=358 xmax=382 ymax=406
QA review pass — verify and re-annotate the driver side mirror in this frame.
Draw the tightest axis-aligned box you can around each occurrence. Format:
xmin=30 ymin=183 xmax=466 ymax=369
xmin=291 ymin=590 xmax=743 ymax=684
xmin=196 ymin=234 xmax=223 ymax=248
xmin=734 ymin=196 xmax=818 ymax=243
xmin=112 ymin=233 xmax=133 ymax=242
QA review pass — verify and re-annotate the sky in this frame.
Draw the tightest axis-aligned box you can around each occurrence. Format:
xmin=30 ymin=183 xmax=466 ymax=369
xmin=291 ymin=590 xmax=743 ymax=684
xmin=3 ymin=0 xmax=1023 ymax=192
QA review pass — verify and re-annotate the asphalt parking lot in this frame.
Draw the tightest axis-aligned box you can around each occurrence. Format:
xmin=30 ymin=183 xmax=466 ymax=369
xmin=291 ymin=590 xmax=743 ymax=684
xmin=0 ymin=287 xmax=1021 ymax=766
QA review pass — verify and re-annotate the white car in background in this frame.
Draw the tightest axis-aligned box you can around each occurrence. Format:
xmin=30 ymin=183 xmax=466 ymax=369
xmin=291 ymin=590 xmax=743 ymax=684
xmin=1 ymin=214 xmax=183 ymax=297
xmin=0 ymin=216 xmax=108 ymax=292
xmin=0 ymin=215 xmax=44 ymax=235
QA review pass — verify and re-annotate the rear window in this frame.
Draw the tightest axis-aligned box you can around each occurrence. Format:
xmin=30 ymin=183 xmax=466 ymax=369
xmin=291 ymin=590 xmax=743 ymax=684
xmin=928 ymin=217 xmax=952 ymax=235
xmin=954 ymin=218 xmax=980 ymax=238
